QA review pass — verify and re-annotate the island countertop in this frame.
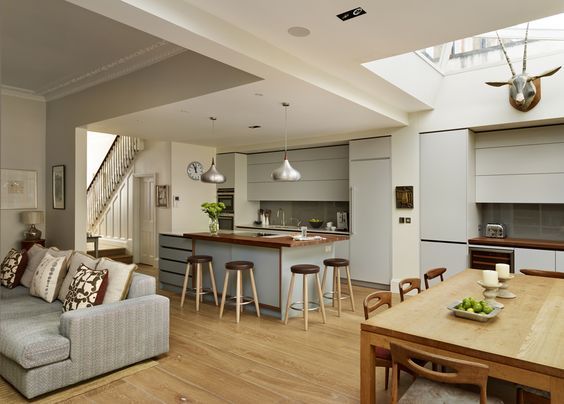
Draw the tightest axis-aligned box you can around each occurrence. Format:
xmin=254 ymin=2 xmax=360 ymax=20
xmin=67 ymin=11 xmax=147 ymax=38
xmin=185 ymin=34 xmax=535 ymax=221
xmin=183 ymin=231 xmax=349 ymax=248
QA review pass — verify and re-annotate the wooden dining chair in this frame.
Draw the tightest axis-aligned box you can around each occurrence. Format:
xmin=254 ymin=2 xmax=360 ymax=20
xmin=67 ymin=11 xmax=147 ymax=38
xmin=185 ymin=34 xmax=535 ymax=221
xmin=424 ymin=267 xmax=447 ymax=289
xmin=390 ymin=342 xmax=503 ymax=404
xmin=363 ymin=291 xmax=394 ymax=389
xmin=520 ymin=269 xmax=564 ymax=279
xmin=398 ymin=278 xmax=421 ymax=302
xmin=516 ymin=386 xmax=550 ymax=404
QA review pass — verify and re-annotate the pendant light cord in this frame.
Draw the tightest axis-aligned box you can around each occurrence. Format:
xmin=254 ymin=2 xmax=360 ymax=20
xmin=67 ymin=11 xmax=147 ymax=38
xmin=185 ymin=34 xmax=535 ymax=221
xmin=283 ymin=102 xmax=289 ymax=157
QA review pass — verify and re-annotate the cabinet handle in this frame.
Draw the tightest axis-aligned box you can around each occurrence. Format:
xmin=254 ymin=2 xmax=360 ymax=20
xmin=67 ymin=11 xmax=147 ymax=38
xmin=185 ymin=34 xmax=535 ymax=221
xmin=350 ymin=186 xmax=356 ymax=235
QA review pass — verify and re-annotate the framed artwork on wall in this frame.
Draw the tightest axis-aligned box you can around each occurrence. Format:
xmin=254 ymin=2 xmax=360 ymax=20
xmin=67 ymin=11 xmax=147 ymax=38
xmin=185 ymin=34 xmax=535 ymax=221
xmin=156 ymin=185 xmax=169 ymax=208
xmin=395 ymin=185 xmax=414 ymax=209
xmin=52 ymin=165 xmax=65 ymax=210
xmin=0 ymin=169 xmax=38 ymax=209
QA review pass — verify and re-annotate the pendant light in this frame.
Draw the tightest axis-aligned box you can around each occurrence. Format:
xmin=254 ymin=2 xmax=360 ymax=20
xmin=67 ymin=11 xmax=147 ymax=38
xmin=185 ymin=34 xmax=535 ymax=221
xmin=201 ymin=117 xmax=226 ymax=184
xmin=271 ymin=102 xmax=301 ymax=181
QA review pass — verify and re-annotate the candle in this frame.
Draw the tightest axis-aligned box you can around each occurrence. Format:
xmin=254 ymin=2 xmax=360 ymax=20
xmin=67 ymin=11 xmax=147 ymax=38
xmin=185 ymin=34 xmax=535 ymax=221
xmin=482 ymin=270 xmax=499 ymax=286
xmin=496 ymin=263 xmax=510 ymax=278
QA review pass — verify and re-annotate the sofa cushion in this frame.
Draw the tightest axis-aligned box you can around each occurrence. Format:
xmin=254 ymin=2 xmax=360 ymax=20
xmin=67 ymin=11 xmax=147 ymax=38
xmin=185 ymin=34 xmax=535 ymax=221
xmin=63 ymin=265 xmax=108 ymax=312
xmin=1 ymin=248 xmax=28 ymax=288
xmin=58 ymin=251 xmax=100 ymax=302
xmin=0 ymin=288 xmax=63 ymax=320
xmin=0 ymin=311 xmax=70 ymax=369
xmin=30 ymin=252 xmax=68 ymax=303
xmin=97 ymin=258 xmax=136 ymax=304
xmin=20 ymin=244 xmax=48 ymax=288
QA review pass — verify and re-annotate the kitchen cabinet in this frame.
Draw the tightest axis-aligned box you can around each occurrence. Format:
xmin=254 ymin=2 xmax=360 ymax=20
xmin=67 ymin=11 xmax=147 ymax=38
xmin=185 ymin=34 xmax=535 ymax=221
xmin=421 ymin=241 xmax=469 ymax=280
xmin=556 ymin=251 xmax=564 ymax=273
xmin=349 ymin=137 xmax=391 ymax=285
xmin=514 ymin=248 xmax=556 ymax=272
xmin=215 ymin=153 xmax=235 ymax=189
xmin=158 ymin=233 xmax=192 ymax=293
xmin=247 ymin=145 xmax=349 ymax=201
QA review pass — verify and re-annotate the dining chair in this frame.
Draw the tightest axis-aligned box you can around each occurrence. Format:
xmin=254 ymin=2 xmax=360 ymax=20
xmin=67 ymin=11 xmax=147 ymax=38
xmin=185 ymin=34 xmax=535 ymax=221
xmin=390 ymin=342 xmax=503 ymax=404
xmin=423 ymin=267 xmax=447 ymax=289
xmin=520 ymin=269 xmax=564 ymax=279
xmin=516 ymin=385 xmax=550 ymax=404
xmin=398 ymin=278 xmax=421 ymax=302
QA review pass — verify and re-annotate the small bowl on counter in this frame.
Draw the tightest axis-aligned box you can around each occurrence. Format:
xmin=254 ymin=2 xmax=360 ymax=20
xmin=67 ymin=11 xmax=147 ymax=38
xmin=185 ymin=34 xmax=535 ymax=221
xmin=308 ymin=220 xmax=324 ymax=229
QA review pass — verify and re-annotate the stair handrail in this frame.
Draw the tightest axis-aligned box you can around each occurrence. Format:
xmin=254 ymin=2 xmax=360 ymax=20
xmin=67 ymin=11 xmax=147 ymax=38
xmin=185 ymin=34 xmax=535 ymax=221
xmin=87 ymin=136 xmax=119 ymax=192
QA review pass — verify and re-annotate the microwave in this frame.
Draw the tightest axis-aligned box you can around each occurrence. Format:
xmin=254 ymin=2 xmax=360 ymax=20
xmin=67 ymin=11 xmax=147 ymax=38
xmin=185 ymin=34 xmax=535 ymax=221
xmin=218 ymin=213 xmax=234 ymax=230
xmin=217 ymin=188 xmax=234 ymax=214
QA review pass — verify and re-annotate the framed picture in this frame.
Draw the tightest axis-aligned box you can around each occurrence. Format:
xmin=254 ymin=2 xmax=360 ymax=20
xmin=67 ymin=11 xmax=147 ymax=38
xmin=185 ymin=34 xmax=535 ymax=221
xmin=395 ymin=186 xmax=414 ymax=209
xmin=52 ymin=165 xmax=65 ymax=210
xmin=0 ymin=169 xmax=38 ymax=209
xmin=156 ymin=185 xmax=169 ymax=208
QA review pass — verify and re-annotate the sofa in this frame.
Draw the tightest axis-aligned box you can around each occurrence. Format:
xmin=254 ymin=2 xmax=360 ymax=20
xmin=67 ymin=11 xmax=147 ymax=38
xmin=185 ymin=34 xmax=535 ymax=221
xmin=0 ymin=270 xmax=169 ymax=399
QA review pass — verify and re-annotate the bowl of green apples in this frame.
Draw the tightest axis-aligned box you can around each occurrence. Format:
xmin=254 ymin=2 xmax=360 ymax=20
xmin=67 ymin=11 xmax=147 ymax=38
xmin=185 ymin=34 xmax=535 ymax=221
xmin=447 ymin=297 xmax=501 ymax=322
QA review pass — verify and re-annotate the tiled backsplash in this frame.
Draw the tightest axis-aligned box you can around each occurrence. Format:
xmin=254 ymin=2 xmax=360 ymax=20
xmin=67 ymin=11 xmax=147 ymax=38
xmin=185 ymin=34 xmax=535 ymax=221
xmin=480 ymin=204 xmax=564 ymax=240
xmin=259 ymin=201 xmax=349 ymax=228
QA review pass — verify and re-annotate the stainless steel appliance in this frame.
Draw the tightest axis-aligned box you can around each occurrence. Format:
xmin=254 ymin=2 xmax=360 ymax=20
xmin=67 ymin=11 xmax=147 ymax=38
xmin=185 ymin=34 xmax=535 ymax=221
xmin=485 ymin=223 xmax=506 ymax=238
xmin=218 ymin=213 xmax=234 ymax=230
xmin=217 ymin=188 xmax=234 ymax=214
xmin=336 ymin=211 xmax=348 ymax=231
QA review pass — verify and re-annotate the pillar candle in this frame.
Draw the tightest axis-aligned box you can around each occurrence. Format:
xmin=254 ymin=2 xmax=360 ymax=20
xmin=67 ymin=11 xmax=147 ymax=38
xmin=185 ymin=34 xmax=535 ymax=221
xmin=495 ymin=263 xmax=510 ymax=278
xmin=482 ymin=270 xmax=498 ymax=286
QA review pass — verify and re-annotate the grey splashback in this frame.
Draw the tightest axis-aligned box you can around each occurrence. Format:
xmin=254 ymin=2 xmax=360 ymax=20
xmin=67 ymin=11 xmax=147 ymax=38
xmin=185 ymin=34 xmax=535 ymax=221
xmin=259 ymin=201 xmax=349 ymax=227
xmin=480 ymin=204 xmax=564 ymax=240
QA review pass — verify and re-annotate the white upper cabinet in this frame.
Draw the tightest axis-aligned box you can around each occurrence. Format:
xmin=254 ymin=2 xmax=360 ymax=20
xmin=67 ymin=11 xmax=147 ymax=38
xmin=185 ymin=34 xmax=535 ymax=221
xmin=420 ymin=129 xmax=478 ymax=243
xmin=216 ymin=153 xmax=235 ymax=189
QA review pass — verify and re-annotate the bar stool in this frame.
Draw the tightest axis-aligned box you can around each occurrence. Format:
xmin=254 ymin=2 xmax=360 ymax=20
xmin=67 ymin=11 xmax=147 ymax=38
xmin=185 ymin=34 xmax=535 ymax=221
xmin=219 ymin=261 xmax=260 ymax=323
xmin=284 ymin=264 xmax=326 ymax=331
xmin=180 ymin=255 xmax=218 ymax=311
xmin=321 ymin=258 xmax=355 ymax=316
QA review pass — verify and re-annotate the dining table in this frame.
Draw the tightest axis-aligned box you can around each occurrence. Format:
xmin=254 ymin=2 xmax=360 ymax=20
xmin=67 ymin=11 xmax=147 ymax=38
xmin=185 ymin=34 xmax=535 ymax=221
xmin=360 ymin=269 xmax=564 ymax=403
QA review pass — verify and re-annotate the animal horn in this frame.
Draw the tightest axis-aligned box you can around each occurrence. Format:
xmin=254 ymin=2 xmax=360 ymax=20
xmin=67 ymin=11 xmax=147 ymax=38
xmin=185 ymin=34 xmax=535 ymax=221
xmin=523 ymin=23 xmax=529 ymax=73
xmin=496 ymin=32 xmax=516 ymax=76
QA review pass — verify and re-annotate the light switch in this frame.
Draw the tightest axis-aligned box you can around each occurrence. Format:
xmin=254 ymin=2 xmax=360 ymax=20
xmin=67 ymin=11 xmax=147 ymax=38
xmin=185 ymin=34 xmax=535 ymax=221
xmin=399 ymin=217 xmax=405 ymax=224
xmin=406 ymin=217 xmax=411 ymax=224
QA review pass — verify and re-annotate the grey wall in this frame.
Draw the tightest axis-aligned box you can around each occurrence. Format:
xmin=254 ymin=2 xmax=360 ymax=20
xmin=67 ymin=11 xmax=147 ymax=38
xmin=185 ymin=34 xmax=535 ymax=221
xmin=259 ymin=201 xmax=349 ymax=229
xmin=45 ymin=50 xmax=261 ymax=249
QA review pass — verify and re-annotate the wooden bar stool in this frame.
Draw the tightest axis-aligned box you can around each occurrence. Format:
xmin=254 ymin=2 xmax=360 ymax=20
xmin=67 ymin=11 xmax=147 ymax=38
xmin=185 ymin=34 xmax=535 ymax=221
xmin=321 ymin=258 xmax=355 ymax=316
xmin=424 ymin=267 xmax=447 ymax=289
xmin=180 ymin=255 xmax=218 ymax=311
xmin=219 ymin=261 xmax=260 ymax=323
xmin=284 ymin=264 xmax=326 ymax=331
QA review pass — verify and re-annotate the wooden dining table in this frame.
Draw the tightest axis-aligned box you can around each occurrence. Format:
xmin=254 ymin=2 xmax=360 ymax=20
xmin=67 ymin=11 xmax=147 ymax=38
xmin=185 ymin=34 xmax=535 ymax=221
xmin=360 ymin=269 xmax=564 ymax=403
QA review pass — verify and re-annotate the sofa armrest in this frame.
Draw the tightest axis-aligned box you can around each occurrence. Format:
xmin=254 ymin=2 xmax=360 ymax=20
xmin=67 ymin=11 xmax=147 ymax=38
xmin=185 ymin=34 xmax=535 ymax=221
xmin=127 ymin=272 xmax=156 ymax=299
xmin=59 ymin=295 xmax=169 ymax=378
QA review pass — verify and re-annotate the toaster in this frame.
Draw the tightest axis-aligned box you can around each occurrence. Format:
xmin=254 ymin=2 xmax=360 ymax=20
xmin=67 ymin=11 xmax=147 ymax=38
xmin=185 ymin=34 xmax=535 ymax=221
xmin=485 ymin=223 xmax=506 ymax=239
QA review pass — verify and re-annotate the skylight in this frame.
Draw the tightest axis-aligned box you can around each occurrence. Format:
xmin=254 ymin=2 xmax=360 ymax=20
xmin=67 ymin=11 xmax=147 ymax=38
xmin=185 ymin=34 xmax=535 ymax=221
xmin=418 ymin=13 xmax=564 ymax=74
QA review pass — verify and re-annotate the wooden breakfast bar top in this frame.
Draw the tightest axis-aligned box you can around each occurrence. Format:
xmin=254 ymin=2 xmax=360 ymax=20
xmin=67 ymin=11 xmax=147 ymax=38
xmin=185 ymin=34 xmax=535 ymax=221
xmin=183 ymin=231 xmax=349 ymax=249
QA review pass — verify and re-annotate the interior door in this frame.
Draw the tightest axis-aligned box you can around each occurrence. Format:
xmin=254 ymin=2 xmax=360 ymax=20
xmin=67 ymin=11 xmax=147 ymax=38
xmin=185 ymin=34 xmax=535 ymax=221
xmin=349 ymin=159 xmax=391 ymax=284
xmin=139 ymin=177 xmax=155 ymax=265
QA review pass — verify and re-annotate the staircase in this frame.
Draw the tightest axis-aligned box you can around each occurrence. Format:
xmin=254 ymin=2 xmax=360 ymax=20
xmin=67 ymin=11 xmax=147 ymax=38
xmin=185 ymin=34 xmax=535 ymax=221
xmin=87 ymin=247 xmax=133 ymax=264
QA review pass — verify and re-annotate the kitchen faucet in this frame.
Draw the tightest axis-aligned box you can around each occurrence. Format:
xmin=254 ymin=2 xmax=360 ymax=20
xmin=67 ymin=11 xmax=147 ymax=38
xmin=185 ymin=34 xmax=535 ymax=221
xmin=276 ymin=208 xmax=285 ymax=226
xmin=288 ymin=217 xmax=301 ymax=227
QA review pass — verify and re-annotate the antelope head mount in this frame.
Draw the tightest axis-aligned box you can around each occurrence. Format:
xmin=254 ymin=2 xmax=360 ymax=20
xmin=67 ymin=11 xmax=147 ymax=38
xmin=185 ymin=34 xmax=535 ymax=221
xmin=486 ymin=24 xmax=561 ymax=112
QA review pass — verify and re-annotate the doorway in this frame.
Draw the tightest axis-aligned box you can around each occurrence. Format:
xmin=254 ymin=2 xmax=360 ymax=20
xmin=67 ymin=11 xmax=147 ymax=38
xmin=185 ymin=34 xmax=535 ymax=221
xmin=134 ymin=174 xmax=156 ymax=266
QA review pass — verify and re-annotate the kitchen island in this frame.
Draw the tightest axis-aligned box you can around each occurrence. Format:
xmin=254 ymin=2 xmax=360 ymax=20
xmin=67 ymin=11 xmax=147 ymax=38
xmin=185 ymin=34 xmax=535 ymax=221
xmin=183 ymin=231 xmax=349 ymax=319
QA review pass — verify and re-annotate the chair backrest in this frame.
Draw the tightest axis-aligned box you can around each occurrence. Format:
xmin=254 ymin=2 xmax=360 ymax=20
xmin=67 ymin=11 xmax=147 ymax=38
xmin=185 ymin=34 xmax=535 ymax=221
xmin=424 ymin=267 xmax=447 ymax=289
xmin=398 ymin=278 xmax=421 ymax=302
xmin=389 ymin=342 xmax=490 ymax=404
xmin=363 ymin=291 xmax=392 ymax=320
xmin=520 ymin=269 xmax=564 ymax=279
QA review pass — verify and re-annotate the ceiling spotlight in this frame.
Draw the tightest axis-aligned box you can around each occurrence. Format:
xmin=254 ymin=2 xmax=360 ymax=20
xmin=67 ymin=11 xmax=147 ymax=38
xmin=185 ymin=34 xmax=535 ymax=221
xmin=287 ymin=26 xmax=311 ymax=37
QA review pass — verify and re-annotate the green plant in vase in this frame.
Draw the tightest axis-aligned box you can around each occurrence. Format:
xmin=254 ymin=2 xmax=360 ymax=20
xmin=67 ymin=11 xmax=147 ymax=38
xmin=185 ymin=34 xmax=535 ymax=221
xmin=201 ymin=202 xmax=226 ymax=235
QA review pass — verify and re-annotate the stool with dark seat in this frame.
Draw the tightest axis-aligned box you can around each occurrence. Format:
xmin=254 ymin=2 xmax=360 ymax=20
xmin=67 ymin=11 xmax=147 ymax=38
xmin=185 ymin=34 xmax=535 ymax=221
xmin=321 ymin=258 xmax=355 ymax=316
xmin=284 ymin=264 xmax=326 ymax=331
xmin=180 ymin=255 xmax=218 ymax=311
xmin=219 ymin=261 xmax=260 ymax=323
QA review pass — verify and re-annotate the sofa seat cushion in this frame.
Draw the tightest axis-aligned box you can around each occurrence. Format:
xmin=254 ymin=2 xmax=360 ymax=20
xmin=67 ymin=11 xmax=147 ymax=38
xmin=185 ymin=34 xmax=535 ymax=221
xmin=0 ymin=311 xmax=70 ymax=369
xmin=0 ymin=289 xmax=63 ymax=320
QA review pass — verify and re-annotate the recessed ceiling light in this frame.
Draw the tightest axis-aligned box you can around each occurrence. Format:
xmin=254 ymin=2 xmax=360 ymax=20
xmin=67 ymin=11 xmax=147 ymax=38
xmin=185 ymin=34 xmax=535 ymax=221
xmin=248 ymin=125 xmax=262 ymax=129
xmin=254 ymin=93 xmax=264 ymax=97
xmin=180 ymin=109 xmax=190 ymax=113
xmin=288 ymin=26 xmax=311 ymax=37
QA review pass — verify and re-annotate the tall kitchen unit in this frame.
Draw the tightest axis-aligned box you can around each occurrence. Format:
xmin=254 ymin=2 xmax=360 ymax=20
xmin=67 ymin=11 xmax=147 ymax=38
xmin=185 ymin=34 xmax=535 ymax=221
xmin=349 ymin=137 xmax=391 ymax=285
xmin=420 ymin=129 xmax=479 ymax=280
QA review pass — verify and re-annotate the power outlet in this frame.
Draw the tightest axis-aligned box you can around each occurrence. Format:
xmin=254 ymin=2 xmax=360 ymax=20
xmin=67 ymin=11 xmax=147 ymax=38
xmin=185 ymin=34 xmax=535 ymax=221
xmin=406 ymin=217 xmax=411 ymax=224
xmin=325 ymin=245 xmax=332 ymax=253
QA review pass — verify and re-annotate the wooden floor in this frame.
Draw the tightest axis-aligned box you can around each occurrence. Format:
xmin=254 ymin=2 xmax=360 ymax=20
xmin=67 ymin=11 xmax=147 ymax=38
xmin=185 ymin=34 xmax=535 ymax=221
xmin=1 ymin=265 xmax=518 ymax=403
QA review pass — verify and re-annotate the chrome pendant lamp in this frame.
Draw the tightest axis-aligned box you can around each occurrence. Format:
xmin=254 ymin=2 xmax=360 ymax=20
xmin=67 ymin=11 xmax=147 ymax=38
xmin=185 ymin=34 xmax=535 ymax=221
xmin=201 ymin=117 xmax=226 ymax=184
xmin=271 ymin=102 xmax=301 ymax=181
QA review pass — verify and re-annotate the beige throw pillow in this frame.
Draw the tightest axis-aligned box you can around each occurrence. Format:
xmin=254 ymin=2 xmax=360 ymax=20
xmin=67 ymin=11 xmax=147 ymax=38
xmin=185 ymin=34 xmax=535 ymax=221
xmin=30 ymin=252 xmax=68 ymax=303
xmin=57 ymin=251 xmax=100 ymax=302
xmin=20 ymin=244 xmax=48 ymax=287
xmin=97 ymin=258 xmax=136 ymax=304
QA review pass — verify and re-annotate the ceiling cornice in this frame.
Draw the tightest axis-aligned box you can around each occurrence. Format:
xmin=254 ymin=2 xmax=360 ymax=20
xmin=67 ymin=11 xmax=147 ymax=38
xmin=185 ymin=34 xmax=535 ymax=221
xmin=1 ymin=85 xmax=46 ymax=102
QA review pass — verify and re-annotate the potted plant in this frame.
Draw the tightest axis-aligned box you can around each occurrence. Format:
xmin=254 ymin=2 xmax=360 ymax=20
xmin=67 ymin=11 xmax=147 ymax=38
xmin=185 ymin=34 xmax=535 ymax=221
xmin=201 ymin=202 xmax=226 ymax=235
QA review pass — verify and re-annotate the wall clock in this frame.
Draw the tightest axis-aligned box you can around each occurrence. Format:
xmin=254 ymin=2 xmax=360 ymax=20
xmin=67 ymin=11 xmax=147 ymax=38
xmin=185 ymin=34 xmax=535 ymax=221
xmin=186 ymin=161 xmax=204 ymax=180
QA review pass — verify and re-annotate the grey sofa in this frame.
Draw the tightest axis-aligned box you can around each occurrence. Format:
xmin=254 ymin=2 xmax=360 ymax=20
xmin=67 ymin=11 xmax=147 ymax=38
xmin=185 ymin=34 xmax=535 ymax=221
xmin=0 ymin=272 xmax=169 ymax=399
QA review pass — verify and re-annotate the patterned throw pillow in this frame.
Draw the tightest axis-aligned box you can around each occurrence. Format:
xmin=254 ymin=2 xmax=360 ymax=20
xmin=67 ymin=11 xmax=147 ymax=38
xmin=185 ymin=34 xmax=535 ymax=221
xmin=20 ymin=244 xmax=48 ymax=287
xmin=30 ymin=252 xmax=68 ymax=303
xmin=57 ymin=251 xmax=100 ymax=302
xmin=63 ymin=264 xmax=109 ymax=312
xmin=0 ymin=248 xmax=28 ymax=288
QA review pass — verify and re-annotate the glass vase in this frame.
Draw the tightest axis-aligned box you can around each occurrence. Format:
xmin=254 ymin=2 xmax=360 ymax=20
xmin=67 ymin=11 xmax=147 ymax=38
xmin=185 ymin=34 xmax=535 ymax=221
xmin=209 ymin=217 xmax=219 ymax=235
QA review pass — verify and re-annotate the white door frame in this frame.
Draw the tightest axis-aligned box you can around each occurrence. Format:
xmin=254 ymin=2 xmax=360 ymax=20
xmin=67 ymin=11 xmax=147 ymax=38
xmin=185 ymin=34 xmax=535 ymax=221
xmin=133 ymin=173 xmax=157 ymax=266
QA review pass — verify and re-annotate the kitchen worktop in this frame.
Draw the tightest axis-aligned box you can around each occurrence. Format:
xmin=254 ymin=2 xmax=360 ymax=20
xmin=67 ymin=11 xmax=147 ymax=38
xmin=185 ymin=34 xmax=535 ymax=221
xmin=237 ymin=224 xmax=350 ymax=235
xmin=469 ymin=237 xmax=564 ymax=251
xmin=183 ymin=231 xmax=349 ymax=248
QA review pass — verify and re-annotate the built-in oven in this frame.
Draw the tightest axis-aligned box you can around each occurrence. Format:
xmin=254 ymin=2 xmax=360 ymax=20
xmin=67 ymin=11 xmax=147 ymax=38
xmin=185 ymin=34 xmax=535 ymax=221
xmin=217 ymin=188 xmax=234 ymax=214
xmin=218 ymin=213 xmax=234 ymax=230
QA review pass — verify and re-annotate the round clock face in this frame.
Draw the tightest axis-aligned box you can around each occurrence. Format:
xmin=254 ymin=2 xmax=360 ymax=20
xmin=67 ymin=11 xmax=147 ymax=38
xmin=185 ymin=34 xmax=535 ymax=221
xmin=187 ymin=161 xmax=204 ymax=180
